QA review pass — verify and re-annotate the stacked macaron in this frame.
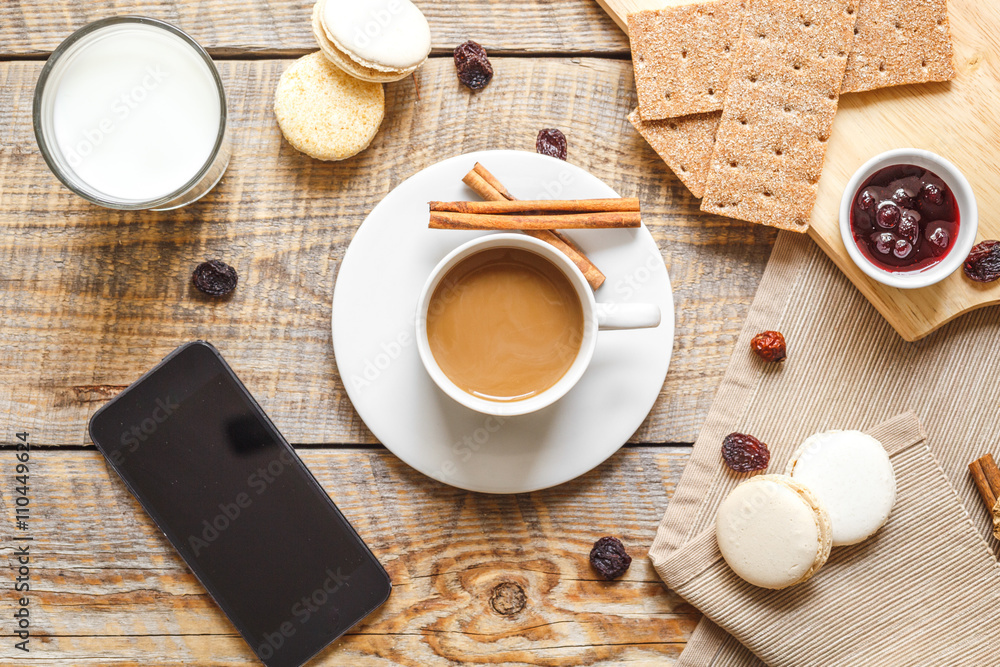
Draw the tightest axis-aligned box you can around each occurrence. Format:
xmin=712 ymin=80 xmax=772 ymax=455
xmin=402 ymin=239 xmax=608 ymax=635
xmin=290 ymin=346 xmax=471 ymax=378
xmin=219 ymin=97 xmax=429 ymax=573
xmin=312 ymin=0 xmax=430 ymax=83
xmin=275 ymin=0 xmax=431 ymax=161
xmin=716 ymin=430 xmax=896 ymax=590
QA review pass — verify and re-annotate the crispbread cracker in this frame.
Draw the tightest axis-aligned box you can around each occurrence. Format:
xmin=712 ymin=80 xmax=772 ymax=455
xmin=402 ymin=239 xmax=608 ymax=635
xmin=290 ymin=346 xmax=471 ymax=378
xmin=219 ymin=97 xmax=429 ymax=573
xmin=274 ymin=52 xmax=385 ymax=161
xmin=841 ymin=0 xmax=955 ymax=92
xmin=629 ymin=0 xmax=744 ymax=120
xmin=700 ymin=0 xmax=858 ymax=232
xmin=629 ymin=108 xmax=721 ymax=198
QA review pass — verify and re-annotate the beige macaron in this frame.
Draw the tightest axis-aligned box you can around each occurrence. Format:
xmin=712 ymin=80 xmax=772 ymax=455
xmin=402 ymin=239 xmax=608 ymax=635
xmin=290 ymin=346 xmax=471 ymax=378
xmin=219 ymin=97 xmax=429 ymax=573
xmin=274 ymin=52 xmax=385 ymax=161
xmin=715 ymin=474 xmax=833 ymax=589
xmin=311 ymin=0 xmax=429 ymax=83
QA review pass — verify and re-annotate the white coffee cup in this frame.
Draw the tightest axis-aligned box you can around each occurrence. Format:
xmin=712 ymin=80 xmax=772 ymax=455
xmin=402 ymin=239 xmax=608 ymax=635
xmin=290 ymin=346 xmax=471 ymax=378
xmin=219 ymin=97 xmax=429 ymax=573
xmin=415 ymin=233 xmax=661 ymax=416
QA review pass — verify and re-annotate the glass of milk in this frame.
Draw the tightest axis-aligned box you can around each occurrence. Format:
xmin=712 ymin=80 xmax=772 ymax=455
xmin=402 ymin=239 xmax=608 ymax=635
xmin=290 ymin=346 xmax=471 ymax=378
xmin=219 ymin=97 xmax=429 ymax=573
xmin=33 ymin=17 xmax=231 ymax=210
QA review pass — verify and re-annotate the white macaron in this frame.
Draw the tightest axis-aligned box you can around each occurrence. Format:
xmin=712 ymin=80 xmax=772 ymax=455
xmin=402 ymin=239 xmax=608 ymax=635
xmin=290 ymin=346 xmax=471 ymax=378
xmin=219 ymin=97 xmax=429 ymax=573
xmin=313 ymin=0 xmax=431 ymax=83
xmin=715 ymin=474 xmax=833 ymax=589
xmin=786 ymin=430 xmax=896 ymax=546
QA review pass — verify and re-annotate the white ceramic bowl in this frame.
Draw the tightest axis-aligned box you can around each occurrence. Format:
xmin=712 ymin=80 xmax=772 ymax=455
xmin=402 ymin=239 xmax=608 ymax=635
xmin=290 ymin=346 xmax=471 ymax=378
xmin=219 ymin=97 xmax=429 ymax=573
xmin=839 ymin=148 xmax=977 ymax=290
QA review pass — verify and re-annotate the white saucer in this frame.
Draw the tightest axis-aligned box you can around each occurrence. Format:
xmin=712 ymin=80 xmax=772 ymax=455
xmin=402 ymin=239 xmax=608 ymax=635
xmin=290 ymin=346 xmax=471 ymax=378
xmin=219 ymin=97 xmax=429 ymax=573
xmin=331 ymin=150 xmax=674 ymax=493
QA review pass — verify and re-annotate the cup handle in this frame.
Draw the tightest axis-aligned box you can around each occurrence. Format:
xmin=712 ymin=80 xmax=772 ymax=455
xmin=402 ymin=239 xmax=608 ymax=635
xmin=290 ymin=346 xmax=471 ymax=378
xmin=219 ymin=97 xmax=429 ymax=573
xmin=595 ymin=303 xmax=661 ymax=330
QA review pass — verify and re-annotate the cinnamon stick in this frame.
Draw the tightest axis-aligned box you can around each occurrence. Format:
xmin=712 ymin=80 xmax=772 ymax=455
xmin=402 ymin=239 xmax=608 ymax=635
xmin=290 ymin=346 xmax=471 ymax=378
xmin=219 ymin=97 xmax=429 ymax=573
xmin=470 ymin=163 xmax=514 ymax=200
xmin=429 ymin=210 xmax=641 ymax=230
xmin=969 ymin=453 xmax=1000 ymax=539
xmin=430 ymin=198 xmax=640 ymax=214
xmin=460 ymin=164 xmax=606 ymax=289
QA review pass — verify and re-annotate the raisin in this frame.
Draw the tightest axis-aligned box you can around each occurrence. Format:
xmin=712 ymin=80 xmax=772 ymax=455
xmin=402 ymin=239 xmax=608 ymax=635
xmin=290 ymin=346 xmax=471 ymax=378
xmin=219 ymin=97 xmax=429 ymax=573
xmin=536 ymin=128 xmax=568 ymax=161
xmin=964 ymin=240 xmax=1000 ymax=283
xmin=722 ymin=432 xmax=770 ymax=473
xmin=192 ymin=259 xmax=238 ymax=296
xmin=750 ymin=331 xmax=786 ymax=362
xmin=453 ymin=40 xmax=493 ymax=90
xmin=589 ymin=536 xmax=632 ymax=580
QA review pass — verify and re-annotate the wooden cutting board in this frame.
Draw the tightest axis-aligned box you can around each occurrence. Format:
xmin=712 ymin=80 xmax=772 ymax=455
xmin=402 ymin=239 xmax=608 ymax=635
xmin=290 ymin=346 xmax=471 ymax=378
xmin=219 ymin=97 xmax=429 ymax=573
xmin=599 ymin=0 xmax=1000 ymax=341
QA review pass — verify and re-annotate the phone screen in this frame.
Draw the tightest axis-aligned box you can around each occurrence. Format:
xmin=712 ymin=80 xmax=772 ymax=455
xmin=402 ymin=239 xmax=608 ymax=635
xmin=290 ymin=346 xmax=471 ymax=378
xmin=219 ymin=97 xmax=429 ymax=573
xmin=89 ymin=342 xmax=390 ymax=667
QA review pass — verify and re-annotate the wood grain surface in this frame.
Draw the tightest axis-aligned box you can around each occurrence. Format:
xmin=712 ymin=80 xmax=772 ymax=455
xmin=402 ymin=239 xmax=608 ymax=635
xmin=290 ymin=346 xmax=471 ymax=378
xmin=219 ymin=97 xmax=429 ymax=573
xmin=0 ymin=57 xmax=776 ymax=448
xmin=0 ymin=1 xmax=629 ymax=57
xmin=0 ymin=448 xmax=697 ymax=665
xmin=0 ymin=3 xmax=781 ymax=664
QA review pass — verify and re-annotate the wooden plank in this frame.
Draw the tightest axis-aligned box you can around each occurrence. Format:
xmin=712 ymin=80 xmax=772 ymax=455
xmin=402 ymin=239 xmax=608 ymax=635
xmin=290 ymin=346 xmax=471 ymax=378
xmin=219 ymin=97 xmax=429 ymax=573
xmin=0 ymin=0 xmax=628 ymax=57
xmin=0 ymin=58 xmax=774 ymax=447
xmin=0 ymin=447 xmax=697 ymax=664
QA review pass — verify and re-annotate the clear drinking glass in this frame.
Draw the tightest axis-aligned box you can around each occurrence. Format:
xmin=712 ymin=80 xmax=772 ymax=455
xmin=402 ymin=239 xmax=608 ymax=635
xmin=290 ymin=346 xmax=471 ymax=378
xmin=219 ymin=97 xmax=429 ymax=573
xmin=33 ymin=17 xmax=231 ymax=211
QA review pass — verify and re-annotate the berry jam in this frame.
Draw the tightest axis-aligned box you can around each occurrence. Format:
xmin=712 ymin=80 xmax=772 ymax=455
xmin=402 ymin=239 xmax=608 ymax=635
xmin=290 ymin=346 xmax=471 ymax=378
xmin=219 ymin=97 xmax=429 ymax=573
xmin=850 ymin=164 xmax=959 ymax=272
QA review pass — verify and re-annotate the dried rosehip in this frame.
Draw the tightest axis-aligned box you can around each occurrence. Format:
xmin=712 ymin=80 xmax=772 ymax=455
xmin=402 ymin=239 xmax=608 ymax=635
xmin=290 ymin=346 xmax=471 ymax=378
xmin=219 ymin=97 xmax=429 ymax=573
xmin=964 ymin=240 xmax=1000 ymax=283
xmin=722 ymin=432 xmax=770 ymax=473
xmin=453 ymin=40 xmax=493 ymax=90
xmin=750 ymin=331 xmax=786 ymax=362
xmin=589 ymin=536 xmax=632 ymax=580
xmin=192 ymin=259 xmax=238 ymax=296
xmin=536 ymin=128 xmax=567 ymax=161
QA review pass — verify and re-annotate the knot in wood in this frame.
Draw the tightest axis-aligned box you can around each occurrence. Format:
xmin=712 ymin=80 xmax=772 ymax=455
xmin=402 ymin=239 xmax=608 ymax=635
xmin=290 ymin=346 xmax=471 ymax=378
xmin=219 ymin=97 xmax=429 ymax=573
xmin=489 ymin=581 xmax=526 ymax=616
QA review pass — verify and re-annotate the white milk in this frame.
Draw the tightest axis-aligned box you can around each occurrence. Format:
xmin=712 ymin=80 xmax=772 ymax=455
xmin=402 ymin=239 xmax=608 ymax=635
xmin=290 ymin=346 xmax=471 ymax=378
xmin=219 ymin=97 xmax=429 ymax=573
xmin=44 ymin=23 xmax=222 ymax=202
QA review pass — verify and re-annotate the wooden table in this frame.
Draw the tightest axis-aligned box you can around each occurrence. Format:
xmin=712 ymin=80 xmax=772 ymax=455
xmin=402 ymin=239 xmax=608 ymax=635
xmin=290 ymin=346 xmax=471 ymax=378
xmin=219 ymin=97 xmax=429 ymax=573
xmin=0 ymin=1 xmax=777 ymax=664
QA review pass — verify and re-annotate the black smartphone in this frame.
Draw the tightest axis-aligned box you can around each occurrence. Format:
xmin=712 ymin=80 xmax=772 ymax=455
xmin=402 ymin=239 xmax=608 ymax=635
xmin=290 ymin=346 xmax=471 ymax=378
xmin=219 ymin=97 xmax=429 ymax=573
xmin=89 ymin=341 xmax=391 ymax=667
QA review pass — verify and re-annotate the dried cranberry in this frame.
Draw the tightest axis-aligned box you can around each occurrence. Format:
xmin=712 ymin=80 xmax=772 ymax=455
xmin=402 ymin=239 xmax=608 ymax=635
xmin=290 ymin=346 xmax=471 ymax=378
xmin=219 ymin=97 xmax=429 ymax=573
xmin=536 ymin=128 xmax=568 ymax=161
xmin=192 ymin=259 xmax=238 ymax=296
xmin=750 ymin=330 xmax=786 ymax=362
xmin=922 ymin=182 xmax=945 ymax=206
xmin=876 ymin=202 xmax=900 ymax=229
xmin=722 ymin=432 xmax=771 ymax=473
xmin=589 ymin=536 xmax=632 ymax=580
xmin=453 ymin=40 xmax=493 ymax=90
xmin=964 ymin=240 xmax=1000 ymax=282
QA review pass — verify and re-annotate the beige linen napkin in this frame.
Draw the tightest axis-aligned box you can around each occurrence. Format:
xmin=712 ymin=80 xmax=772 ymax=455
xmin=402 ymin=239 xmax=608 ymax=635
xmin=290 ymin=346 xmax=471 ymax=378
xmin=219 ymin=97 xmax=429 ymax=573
xmin=651 ymin=231 xmax=1000 ymax=666
xmin=658 ymin=412 xmax=1000 ymax=665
